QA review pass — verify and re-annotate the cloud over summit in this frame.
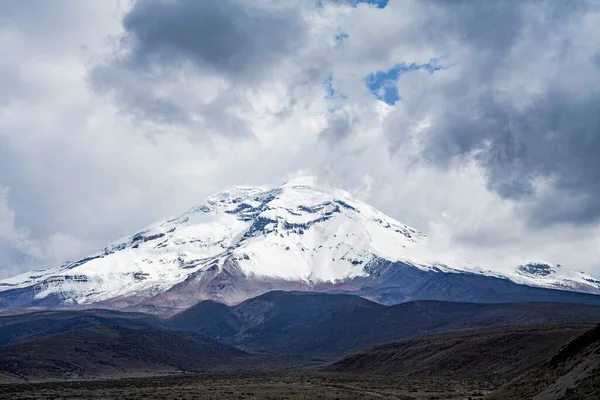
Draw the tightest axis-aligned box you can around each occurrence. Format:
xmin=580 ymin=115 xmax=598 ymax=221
xmin=1 ymin=0 xmax=600 ymax=278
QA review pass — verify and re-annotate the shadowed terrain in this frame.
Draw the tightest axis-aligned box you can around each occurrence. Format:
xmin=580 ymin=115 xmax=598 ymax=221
xmin=0 ymin=326 xmax=251 ymax=382
xmin=329 ymin=324 xmax=593 ymax=382
xmin=169 ymin=291 xmax=600 ymax=359
xmin=0 ymin=308 xmax=163 ymax=346
xmin=6 ymin=292 xmax=600 ymax=362
xmin=490 ymin=324 xmax=600 ymax=399
xmin=1 ymin=292 xmax=600 ymax=398
xmin=3 ymin=323 xmax=599 ymax=400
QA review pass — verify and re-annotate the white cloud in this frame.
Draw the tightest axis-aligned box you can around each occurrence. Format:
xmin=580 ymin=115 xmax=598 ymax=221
xmin=0 ymin=0 xmax=600 ymax=279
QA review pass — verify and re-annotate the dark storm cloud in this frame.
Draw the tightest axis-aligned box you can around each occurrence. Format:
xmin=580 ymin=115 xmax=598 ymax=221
xmin=91 ymin=0 xmax=307 ymax=130
xmin=388 ymin=0 xmax=600 ymax=226
xmin=423 ymin=90 xmax=600 ymax=224
xmin=120 ymin=0 xmax=306 ymax=76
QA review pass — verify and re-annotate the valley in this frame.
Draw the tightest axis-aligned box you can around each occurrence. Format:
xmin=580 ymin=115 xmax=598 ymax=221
xmin=0 ymin=291 xmax=600 ymax=398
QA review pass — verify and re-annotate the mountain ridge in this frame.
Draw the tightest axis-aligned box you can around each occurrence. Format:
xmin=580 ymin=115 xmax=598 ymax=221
xmin=4 ymin=291 xmax=600 ymax=367
xmin=167 ymin=291 xmax=600 ymax=359
xmin=1 ymin=176 xmax=599 ymax=310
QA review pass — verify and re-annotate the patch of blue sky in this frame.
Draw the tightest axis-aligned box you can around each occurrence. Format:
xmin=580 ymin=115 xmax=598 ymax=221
xmin=365 ymin=59 xmax=445 ymax=105
xmin=347 ymin=0 xmax=389 ymax=8
xmin=335 ymin=31 xmax=349 ymax=47
xmin=325 ymin=74 xmax=347 ymax=99
xmin=318 ymin=0 xmax=389 ymax=9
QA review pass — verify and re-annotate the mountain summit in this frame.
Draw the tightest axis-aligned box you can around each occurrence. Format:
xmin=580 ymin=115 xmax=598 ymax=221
xmin=1 ymin=177 xmax=600 ymax=311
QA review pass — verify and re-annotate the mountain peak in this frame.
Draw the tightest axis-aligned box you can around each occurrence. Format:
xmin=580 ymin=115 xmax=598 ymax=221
xmin=281 ymin=175 xmax=320 ymax=188
xmin=1 ymin=179 xmax=600 ymax=310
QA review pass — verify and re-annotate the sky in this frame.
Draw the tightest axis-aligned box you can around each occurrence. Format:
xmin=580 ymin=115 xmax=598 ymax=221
xmin=1 ymin=0 xmax=600 ymax=279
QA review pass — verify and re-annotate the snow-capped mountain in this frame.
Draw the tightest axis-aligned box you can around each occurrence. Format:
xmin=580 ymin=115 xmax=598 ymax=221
xmin=512 ymin=261 xmax=600 ymax=294
xmin=1 ymin=176 xmax=600 ymax=311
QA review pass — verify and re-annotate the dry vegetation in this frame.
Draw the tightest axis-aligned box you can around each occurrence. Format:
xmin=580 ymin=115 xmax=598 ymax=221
xmin=0 ymin=371 xmax=496 ymax=400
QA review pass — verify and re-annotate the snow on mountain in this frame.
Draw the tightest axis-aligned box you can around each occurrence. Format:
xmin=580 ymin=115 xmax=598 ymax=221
xmin=1 ymin=176 xmax=599 ymax=309
xmin=511 ymin=261 xmax=600 ymax=295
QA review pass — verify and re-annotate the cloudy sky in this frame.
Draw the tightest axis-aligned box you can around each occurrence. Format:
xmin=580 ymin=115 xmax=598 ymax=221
xmin=1 ymin=0 xmax=600 ymax=279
